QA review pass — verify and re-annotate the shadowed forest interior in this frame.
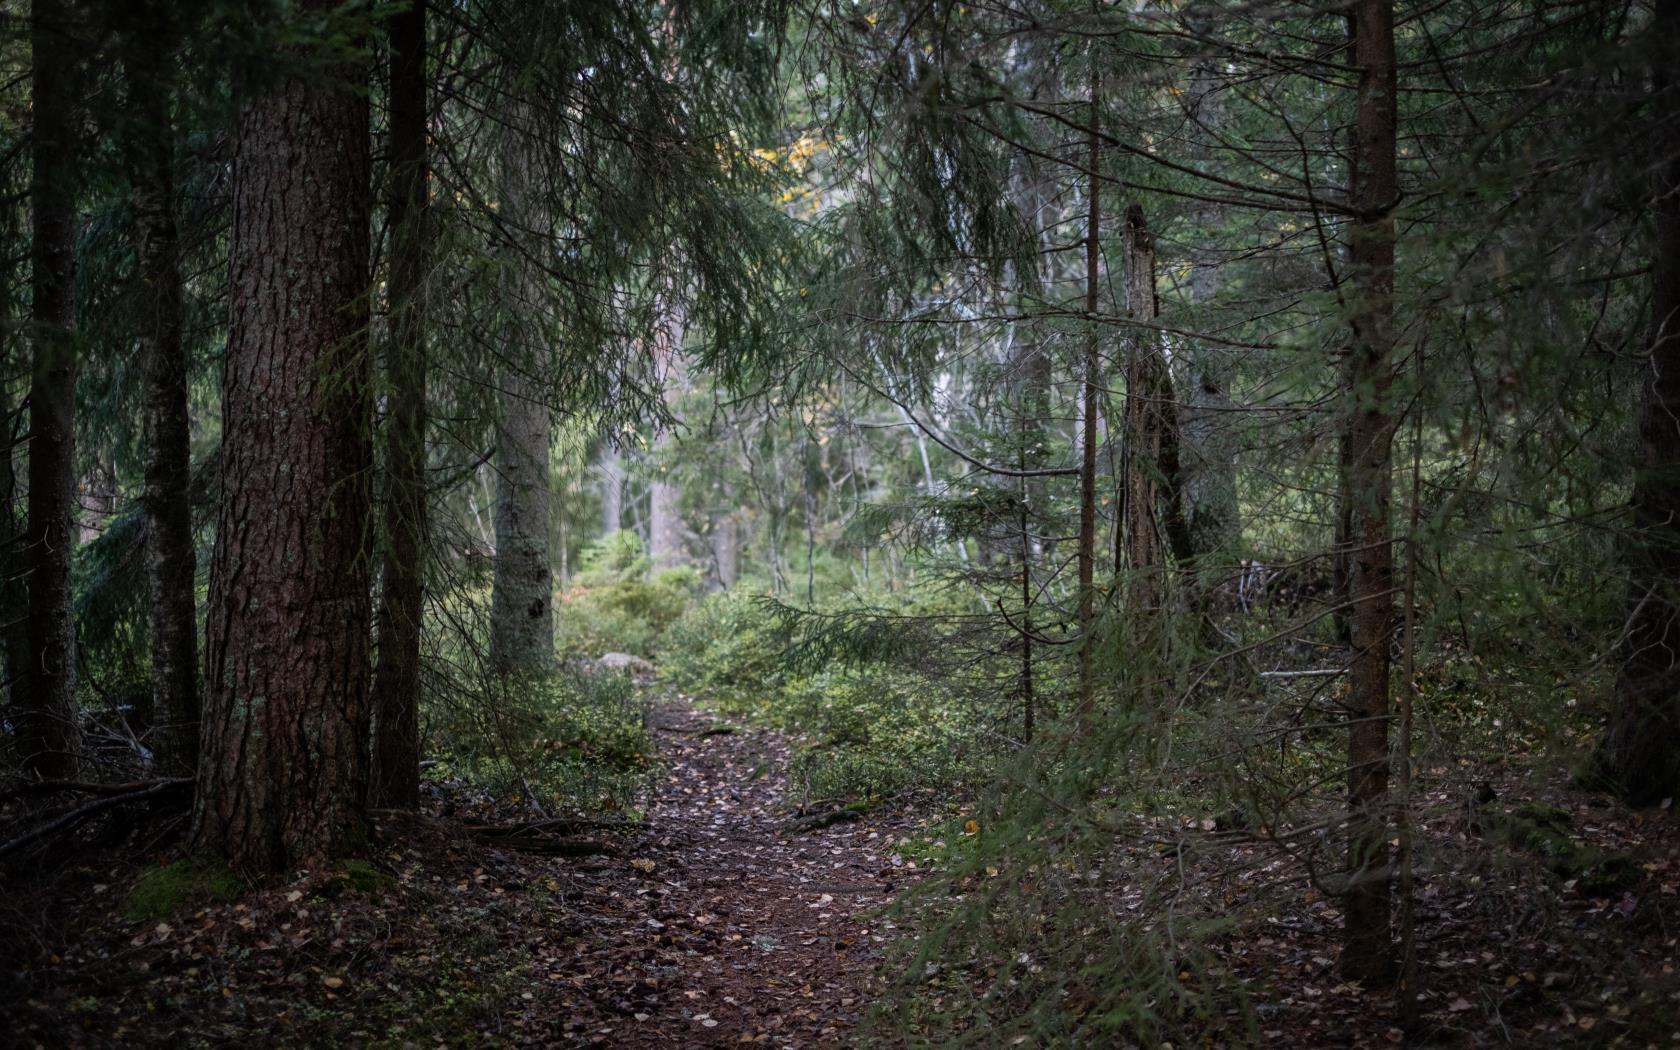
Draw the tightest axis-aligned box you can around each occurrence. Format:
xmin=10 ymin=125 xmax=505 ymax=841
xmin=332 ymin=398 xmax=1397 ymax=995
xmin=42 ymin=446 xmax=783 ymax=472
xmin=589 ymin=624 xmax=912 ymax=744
xmin=3 ymin=0 xmax=1680 ymax=1046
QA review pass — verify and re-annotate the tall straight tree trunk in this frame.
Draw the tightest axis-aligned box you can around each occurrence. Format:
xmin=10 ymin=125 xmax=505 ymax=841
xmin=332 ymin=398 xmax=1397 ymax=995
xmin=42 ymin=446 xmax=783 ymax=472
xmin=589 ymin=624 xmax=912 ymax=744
xmin=195 ymin=2 xmax=374 ymax=872
xmin=648 ymin=290 xmax=688 ymax=573
xmin=19 ymin=0 xmax=83 ymax=778
xmin=371 ymin=0 xmax=428 ymax=809
xmin=1341 ymin=0 xmax=1399 ymax=986
xmin=488 ymin=117 xmax=553 ymax=678
xmin=125 ymin=5 xmax=198 ymax=775
xmin=1599 ymin=0 xmax=1680 ymax=806
xmin=1075 ymin=62 xmax=1102 ymax=732
xmin=599 ymin=443 xmax=623 ymax=535
xmin=1 ymin=173 xmax=29 ymax=724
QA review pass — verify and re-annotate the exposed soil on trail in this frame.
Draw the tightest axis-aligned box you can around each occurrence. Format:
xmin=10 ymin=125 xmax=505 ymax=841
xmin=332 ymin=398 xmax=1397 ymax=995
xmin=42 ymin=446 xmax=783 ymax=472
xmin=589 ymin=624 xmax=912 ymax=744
xmin=3 ymin=694 xmax=928 ymax=1048
xmin=551 ymin=697 xmax=918 ymax=1046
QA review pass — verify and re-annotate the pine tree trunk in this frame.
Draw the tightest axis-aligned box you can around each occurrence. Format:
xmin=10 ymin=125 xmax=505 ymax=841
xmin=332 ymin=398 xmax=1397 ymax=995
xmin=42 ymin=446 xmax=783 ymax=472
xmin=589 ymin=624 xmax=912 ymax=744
xmin=1 ymin=169 xmax=30 ymax=730
xmin=196 ymin=5 xmax=374 ymax=872
xmin=19 ymin=0 xmax=83 ymax=779
xmin=126 ymin=10 xmax=199 ymax=776
xmin=371 ymin=0 xmax=428 ymax=809
xmin=488 ymin=118 xmax=553 ymax=677
xmin=1341 ymin=0 xmax=1398 ymax=986
xmin=1599 ymin=0 xmax=1680 ymax=806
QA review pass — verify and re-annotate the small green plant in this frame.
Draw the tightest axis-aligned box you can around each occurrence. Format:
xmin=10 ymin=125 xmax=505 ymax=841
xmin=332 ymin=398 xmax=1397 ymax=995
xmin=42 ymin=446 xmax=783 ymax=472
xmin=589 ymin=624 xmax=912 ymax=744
xmin=123 ymin=857 xmax=244 ymax=922
xmin=430 ymin=667 xmax=657 ymax=812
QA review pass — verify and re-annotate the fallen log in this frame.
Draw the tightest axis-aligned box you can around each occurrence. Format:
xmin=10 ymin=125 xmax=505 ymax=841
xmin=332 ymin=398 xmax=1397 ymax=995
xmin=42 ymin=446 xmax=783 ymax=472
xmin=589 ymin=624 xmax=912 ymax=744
xmin=0 ymin=779 xmax=192 ymax=859
xmin=781 ymin=805 xmax=867 ymax=834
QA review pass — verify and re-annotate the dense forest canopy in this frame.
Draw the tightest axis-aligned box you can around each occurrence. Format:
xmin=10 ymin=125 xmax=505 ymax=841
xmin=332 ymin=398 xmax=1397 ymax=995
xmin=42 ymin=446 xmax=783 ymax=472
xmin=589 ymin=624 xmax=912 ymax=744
xmin=2 ymin=0 xmax=1678 ymax=1046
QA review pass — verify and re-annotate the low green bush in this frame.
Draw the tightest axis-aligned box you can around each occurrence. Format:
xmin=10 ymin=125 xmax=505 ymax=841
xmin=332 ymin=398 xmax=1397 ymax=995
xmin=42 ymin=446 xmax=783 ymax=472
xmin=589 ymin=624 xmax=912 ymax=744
xmin=662 ymin=591 xmax=989 ymax=800
xmin=553 ymin=531 xmax=703 ymax=659
xmin=660 ymin=590 xmax=791 ymax=710
xmin=429 ymin=668 xmax=656 ymax=812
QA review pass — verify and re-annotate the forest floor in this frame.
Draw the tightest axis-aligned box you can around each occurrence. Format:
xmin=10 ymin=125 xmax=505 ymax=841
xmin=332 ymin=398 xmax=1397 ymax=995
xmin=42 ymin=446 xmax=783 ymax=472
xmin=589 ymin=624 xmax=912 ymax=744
xmin=2 ymin=693 xmax=932 ymax=1048
xmin=6 ymin=690 xmax=1680 ymax=1048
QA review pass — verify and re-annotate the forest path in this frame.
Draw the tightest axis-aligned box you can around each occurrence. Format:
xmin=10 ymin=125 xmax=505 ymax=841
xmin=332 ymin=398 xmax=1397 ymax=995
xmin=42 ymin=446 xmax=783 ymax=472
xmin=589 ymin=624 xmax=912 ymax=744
xmin=546 ymin=694 xmax=910 ymax=1047
xmin=3 ymin=694 xmax=921 ymax=1049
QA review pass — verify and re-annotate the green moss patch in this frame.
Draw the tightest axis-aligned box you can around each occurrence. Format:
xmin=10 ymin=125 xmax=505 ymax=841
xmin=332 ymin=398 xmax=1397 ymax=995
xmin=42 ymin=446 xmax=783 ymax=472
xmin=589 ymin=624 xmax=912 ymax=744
xmin=123 ymin=857 xmax=244 ymax=922
xmin=1484 ymin=801 xmax=1640 ymax=897
xmin=321 ymin=859 xmax=398 ymax=899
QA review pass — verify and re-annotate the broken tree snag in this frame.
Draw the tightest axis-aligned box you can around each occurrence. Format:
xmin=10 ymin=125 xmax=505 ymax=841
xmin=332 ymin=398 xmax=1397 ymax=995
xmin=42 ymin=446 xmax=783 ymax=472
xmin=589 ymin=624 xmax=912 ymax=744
xmin=1118 ymin=203 xmax=1189 ymax=613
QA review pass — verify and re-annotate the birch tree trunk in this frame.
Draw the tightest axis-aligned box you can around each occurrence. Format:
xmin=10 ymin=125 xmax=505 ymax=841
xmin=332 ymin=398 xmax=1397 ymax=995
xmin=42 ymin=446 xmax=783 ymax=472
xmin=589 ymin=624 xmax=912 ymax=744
xmin=648 ymin=291 xmax=689 ymax=573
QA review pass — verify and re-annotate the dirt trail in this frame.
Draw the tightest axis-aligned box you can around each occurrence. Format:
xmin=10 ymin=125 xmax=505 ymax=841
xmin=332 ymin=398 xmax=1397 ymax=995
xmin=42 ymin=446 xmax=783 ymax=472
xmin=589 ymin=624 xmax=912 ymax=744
xmin=538 ymin=695 xmax=913 ymax=1046
xmin=5 ymin=694 xmax=920 ymax=1049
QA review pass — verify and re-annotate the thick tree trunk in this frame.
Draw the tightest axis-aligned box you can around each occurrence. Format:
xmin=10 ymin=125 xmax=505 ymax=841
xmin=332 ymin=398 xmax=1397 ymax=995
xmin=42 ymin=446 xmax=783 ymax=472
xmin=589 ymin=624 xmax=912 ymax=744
xmin=126 ymin=10 xmax=199 ymax=776
xmin=488 ymin=120 xmax=553 ymax=677
xmin=19 ymin=0 xmax=83 ymax=779
xmin=648 ymin=292 xmax=689 ymax=573
xmin=1341 ymin=0 xmax=1399 ymax=987
xmin=1599 ymin=0 xmax=1680 ymax=806
xmin=195 ymin=5 xmax=374 ymax=872
xmin=371 ymin=0 xmax=428 ymax=810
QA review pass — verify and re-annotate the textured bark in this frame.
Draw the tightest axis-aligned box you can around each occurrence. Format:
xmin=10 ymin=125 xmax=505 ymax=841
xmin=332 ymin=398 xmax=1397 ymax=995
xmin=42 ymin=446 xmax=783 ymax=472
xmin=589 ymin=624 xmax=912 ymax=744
xmin=488 ymin=120 xmax=554 ymax=678
xmin=371 ymin=0 xmax=428 ymax=810
xmin=125 ymin=5 xmax=199 ymax=776
xmin=1118 ymin=205 xmax=1190 ymax=611
xmin=195 ymin=7 xmax=374 ymax=872
xmin=1 ymin=174 xmax=28 ymax=725
xmin=1075 ymin=66 xmax=1102 ymax=733
xmin=1179 ymin=53 xmax=1241 ymax=574
xmin=648 ymin=292 xmax=689 ymax=573
xmin=1341 ymin=0 xmax=1398 ymax=987
xmin=1599 ymin=0 xmax=1680 ymax=807
xmin=18 ymin=0 xmax=83 ymax=779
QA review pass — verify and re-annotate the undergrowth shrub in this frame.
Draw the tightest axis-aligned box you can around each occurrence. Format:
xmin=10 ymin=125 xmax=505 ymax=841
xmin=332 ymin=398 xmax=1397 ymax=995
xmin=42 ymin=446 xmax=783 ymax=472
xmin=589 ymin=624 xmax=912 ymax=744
xmin=553 ymin=531 xmax=703 ymax=659
xmin=660 ymin=590 xmax=792 ymax=710
xmin=429 ymin=668 xmax=656 ymax=813
xmin=662 ymin=591 xmax=992 ymax=801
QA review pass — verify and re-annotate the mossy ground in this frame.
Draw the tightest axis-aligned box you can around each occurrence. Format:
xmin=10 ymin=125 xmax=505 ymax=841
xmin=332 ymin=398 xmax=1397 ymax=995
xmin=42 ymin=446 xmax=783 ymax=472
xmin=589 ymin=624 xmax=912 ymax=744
xmin=123 ymin=857 xmax=244 ymax=922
